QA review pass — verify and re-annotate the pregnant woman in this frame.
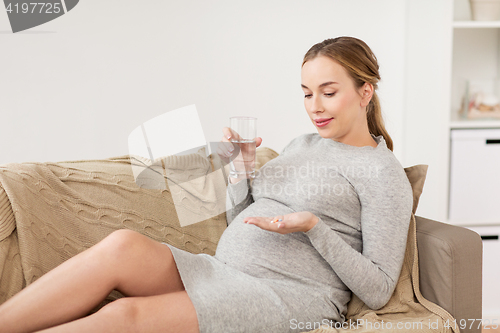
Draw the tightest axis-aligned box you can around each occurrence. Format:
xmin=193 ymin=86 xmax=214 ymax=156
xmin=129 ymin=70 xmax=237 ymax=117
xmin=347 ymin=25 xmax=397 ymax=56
xmin=0 ymin=36 xmax=413 ymax=333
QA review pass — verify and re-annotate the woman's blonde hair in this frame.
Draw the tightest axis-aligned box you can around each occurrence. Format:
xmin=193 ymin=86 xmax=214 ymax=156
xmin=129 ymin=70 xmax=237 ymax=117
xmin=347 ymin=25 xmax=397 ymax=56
xmin=302 ymin=37 xmax=393 ymax=151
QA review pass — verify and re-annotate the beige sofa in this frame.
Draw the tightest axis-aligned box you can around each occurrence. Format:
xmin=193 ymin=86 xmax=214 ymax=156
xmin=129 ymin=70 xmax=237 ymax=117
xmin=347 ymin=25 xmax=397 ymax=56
xmin=0 ymin=147 xmax=482 ymax=332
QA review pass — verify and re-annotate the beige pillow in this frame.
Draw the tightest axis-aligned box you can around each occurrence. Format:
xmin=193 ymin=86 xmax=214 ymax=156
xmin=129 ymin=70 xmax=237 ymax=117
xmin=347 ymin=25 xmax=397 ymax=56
xmin=403 ymin=164 xmax=428 ymax=214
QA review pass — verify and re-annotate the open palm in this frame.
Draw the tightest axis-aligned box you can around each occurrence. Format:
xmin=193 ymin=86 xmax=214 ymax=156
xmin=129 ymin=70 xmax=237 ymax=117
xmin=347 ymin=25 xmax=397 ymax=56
xmin=243 ymin=211 xmax=319 ymax=234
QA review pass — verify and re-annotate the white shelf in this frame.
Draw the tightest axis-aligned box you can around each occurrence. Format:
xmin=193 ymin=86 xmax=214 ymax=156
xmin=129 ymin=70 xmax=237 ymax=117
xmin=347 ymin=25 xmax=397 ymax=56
xmin=445 ymin=219 xmax=500 ymax=227
xmin=450 ymin=111 xmax=500 ymax=128
xmin=450 ymin=118 xmax=500 ymax=128
xmin=453 ymin=20 xmax=500 ymax=28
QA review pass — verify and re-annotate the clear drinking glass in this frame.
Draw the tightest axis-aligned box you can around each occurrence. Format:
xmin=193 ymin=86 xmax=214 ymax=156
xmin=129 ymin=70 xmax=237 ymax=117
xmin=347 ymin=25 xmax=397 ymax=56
xmin=229 ymin=116 xmax=257 ymax=179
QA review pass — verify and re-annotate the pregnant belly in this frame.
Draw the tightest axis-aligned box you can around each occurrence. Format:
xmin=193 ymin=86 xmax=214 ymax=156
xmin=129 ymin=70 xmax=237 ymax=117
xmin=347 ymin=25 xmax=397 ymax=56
xmin=215 ymin=199 xmax=330 ymax=280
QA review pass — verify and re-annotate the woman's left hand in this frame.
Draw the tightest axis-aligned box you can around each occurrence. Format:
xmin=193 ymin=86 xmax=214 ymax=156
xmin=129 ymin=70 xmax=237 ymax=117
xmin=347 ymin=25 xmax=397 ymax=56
xmin=243 ymin=211 xmax=319 ymax=234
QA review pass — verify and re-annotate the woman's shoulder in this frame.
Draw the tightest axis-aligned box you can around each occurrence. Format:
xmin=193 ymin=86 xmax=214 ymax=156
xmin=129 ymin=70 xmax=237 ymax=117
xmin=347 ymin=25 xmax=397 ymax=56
xmin=362 ymin=145 xmax=413 ymax=199
xmin=347 ymin=136 xmax=409 ymax=188
xmin=364 ymin=148 xmax=406 ymax=180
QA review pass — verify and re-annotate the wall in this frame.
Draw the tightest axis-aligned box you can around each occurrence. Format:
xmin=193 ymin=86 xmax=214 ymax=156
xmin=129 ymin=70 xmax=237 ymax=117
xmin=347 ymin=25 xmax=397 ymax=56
xmin=0 ymin=0 xmax=407 ymax=164
xmin=2 ymin=0 xmax=455 ymax=221
xmin=403 ymin=0 xmax=452 ymax=222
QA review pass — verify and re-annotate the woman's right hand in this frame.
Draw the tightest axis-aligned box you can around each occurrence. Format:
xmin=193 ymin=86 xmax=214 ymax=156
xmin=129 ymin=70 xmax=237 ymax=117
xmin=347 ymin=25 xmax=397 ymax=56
xmin=217 ymin=127 xmax=262 ymax=184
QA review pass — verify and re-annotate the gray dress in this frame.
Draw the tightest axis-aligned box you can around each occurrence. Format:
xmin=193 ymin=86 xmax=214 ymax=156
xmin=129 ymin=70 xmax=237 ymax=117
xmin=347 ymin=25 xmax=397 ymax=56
xmin=164 ymin=133 xmax=413 ymax=333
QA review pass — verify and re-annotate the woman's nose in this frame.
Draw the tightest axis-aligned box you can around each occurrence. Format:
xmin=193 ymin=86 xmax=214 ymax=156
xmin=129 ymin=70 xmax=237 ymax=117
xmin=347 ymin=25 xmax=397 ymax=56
xmin=310 ymin=95 xmax=323 ymax=113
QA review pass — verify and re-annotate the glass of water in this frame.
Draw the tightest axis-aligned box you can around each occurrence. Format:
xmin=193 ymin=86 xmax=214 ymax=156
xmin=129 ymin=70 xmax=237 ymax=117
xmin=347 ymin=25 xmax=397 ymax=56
xmin=229 ymin=116 xmax=257 ymax=179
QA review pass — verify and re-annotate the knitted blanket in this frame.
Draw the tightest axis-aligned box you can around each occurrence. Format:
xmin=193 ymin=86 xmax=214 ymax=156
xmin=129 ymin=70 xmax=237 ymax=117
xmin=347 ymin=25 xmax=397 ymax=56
xmin=0 ymin=148 xmax=459 ymax=332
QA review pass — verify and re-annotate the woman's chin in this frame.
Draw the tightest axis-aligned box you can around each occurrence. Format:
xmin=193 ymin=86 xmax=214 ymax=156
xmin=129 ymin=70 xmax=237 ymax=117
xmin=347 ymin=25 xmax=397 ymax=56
xmin=316 ymin=131 xmax=333 ymax=139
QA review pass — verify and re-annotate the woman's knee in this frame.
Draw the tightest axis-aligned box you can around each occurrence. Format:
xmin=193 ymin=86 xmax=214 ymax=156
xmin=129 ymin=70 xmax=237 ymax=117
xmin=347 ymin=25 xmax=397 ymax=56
xmin=95 ymin=297 xmax=139 ymax=331
xmin=96 ymin=229 xmax=149 ymax=263
xmin=93 ymin=229 xmax=182 ymax=295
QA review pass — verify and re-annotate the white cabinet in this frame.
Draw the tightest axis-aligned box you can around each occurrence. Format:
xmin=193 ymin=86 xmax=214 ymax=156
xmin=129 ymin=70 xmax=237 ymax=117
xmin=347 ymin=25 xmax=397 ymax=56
xmin=465 ymin=226 xmax=500 ymax=322
xmin=449 ymin=129 xmax=500 ymax=224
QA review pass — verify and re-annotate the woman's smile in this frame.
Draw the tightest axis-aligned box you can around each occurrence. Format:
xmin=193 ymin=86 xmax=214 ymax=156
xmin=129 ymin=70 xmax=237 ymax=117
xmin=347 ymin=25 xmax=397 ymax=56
xmin=314 ymin=117 xmax=334 ymax=127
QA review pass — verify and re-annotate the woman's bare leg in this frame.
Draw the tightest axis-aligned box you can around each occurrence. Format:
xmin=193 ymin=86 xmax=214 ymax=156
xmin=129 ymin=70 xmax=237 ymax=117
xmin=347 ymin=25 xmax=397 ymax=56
xmin=35 ymin=291 xmax=199 ymax=333
xmin=0 ymin=229 xmax=185 ymax=333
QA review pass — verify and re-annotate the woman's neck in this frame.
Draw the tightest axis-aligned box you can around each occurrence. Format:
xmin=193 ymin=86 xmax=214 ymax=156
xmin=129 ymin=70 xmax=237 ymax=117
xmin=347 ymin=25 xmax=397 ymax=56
xmin=330 ymin=131 xmax=378 ymax=148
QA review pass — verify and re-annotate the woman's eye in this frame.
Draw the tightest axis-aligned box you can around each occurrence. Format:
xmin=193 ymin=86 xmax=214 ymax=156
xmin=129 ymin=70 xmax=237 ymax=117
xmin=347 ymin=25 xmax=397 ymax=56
xmin=325 ymin=93 xmax=336 ymax=97
xmin=304 ymin=94 xmax=312 ymax=99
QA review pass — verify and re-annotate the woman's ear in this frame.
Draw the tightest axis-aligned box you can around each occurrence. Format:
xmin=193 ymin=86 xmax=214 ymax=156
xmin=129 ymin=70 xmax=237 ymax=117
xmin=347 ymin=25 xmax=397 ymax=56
xmin=360 ymin=82 xmax=374 ymax=108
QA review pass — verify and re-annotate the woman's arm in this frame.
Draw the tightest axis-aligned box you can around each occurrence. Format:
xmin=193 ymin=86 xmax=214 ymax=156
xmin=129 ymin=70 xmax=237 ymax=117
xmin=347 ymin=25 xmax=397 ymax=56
xmin=225 ymin=178 xmax=254 ymax=226
xmin=305 ymin=165 xmax=413 ymax=310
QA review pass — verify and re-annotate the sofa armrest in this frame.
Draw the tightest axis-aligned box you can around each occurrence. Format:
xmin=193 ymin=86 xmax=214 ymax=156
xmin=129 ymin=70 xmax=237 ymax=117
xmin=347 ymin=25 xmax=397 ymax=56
xmin=416 ymin=215 xmax=482 ymax=333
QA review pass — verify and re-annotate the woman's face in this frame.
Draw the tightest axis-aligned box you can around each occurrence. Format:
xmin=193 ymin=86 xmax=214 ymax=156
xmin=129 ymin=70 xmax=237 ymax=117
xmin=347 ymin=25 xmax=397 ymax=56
xmin=301 ymin=56 xmax=372 ymax=144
